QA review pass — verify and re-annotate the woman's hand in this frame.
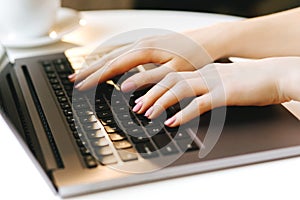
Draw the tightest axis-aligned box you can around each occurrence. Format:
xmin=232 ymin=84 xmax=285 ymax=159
xmin=132 ymin=57 xmax=300 ymax=127
xmin=70 ymin=34 xmax=213 ymax=91
xmin=69 ymin=23 xmax=234 ymax=91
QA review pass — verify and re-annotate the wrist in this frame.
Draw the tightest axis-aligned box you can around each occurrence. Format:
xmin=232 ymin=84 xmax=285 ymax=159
xmin=183 ymin=21 xmax=240 ymax=60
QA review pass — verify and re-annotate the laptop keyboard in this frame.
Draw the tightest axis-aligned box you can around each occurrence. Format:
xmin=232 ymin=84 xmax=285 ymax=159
xmin=42 ymin=57 xmax=199 ymax=168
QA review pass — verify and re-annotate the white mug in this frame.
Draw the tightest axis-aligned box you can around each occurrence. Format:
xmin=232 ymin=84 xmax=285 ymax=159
xmin=0 ymin=0 xmax=60 ymax=38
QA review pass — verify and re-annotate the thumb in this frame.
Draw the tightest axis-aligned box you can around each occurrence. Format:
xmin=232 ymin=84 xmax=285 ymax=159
xmin=121 ymin=64 xmax=174 ymax=92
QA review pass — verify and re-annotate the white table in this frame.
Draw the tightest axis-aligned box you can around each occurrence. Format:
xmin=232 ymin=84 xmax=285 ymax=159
xmin=2 ymin=10 xmax=300 ymax=200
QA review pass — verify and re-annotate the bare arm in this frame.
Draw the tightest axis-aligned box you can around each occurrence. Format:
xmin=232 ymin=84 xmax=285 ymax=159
xmin=196 ymin=7 xmax=300 ymax=59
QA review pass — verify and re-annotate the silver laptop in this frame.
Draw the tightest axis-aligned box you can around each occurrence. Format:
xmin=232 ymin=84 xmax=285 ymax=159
xmin=1 ymin=44 xmax=300 ymax=197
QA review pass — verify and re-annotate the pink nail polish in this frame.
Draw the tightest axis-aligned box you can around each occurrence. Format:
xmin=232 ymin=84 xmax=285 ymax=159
xmin=144 ymin=107 xmax=154 ymax=118
xmin=135 ymin=97 xmax=143 ymax=104
xmin=164 ymin=116 xmax=177 ymax=126
xmin=68 ymin=73 xmax=76 ymax=79
xmin=132 ymin=102 xmax=143 ymax=112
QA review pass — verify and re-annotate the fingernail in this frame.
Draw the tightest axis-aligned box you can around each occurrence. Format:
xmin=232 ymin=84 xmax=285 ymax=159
xmin=68 ymin=73 xmax=76 ymax=79
xmin=144 ymin=106 xmax=154 ymax=118
xmin=164 ymin=116 xmax=177 ymax=126
xmin=121 ymin=81 xmax=136 ymax=92
xmin=75 ymin=81 xmax=84 ymax=89
xmin=132 ymin=101 xmax=143 ymax=112
xmin=135 ymin=97 xmax=143 ymax=104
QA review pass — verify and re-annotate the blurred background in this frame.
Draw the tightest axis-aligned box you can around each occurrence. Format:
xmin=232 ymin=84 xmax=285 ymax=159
xmin=62 ymin=0 xmax=300 ymax=17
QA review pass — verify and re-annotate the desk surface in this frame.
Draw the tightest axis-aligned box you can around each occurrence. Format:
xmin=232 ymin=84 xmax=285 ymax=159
xmin=2 ymin=9 xmax=300 ymax=200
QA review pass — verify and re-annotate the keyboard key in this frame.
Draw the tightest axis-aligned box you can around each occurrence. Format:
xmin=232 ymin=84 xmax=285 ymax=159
xmin=121 ymin=119 xmax=138 ymax=128
xmin=72 ymin=130 xmax=84 ymax=140
xmin=92 ymin=138 xmax=109 ymax=147
xmin=118 ymin=148 xmax=138 ymax=162
xmin=96 ymin=110 xmax=113 ymax=118
xmin=112 ymin=105 xmax=129 ymax=113
xmin=96 ymin=145 xmax=113 ymax=156
xmin=58 ymin=73 xmax=69 ymax=79
xmin=130 ymin=135 xmax=149 ymax=144
xmin=160 ymin=143 xmax=179 ymax=155
xmin=104 ymin=124 xmax=121 ymax=133
xmin=100 ymin=118 xmax=116 ymax=126
xmin=52 ymin=84 xmax=62 ymax=90
xmin=66 ymin=90 xmax=73 ymax=98
xmin=110 ymin=97 xmax=126 ymax=106
xmin=96 ymin=104 xmax=109 ymax=112
xmin=76 ymin=110 xmax=94 ymax=117
xmin=146 ymin=127 xmax=165 ymax=136
xmin=72 ymin=96 xmax=86 ymax=103
xmin=49 ymin=78 xmax=59 ymax=84
xmin=44 ymin=65 xmax=54 ymax=72
xmin=135 ymin=142 xmax=159 ymax=158
xmin=64 ymin=85 xmax=74 ymax=92
xmin=108 ymin=133 xmax=126 ymax=141
xmin=55 ymin=90 xmax=64 ymax=96
xmin=86 ymin=130 xmax=105 ymax=139
xmin=126 ymin=127 xmax=145 ymax=137
xmin=152 ymin=134 xmax=171 ymax=149
xmin=84 ymin=155 xmax=98 ymax=168
xmin=80 ymin=115 xmax=98 ymax=124
xmin=55 ymin=63 xmax=71 ymax=74
xmin=73 ymin=102 xmax=89 ymax=110
xmin=116 ymin=113 xmax=131 ymax=121
xmin=98 ymin=154 xmax=117 ymax=165
xmin=69 ymin=122 xmax=79 ymax=132
xmin=47 ymin=73 xmax=56 ymax=78
xmin=53 ymin=58 xmax=64 ymax=65
xmin=58 ymin=96 xmax=67 ymax=103
xmin=66 ymin=116 xmax=75 ymax=123
xmin=83 ymin=122 xmax=101 ymax=131
xmin=80 ymin=146 xmax=91 ymax=156
xmin=170 ymin=131 xmax=190 ymax=140
xmin=176 ymin=138 xmax=199 ymax=152
xmin=113 ymin=140 xmax=132 ymax=149
xmin=76 ymin=138 xmax=88 ymax=147
xmin=61 ymin=78 xmax=73 ymax=86
xmin=60 ymin=102 xmax=71 ymax=109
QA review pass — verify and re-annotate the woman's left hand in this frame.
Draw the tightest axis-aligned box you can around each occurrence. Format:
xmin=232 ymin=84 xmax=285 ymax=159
xmin=132 ymin=57 xmax=300 ymax=127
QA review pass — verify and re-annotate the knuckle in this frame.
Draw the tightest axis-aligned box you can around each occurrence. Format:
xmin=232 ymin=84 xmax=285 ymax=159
xmin=191 ymin=97 xmax=207 ymax=109
xmin=165 ymin=72 xmax=179 ymax=81
xmin=174 ymin=80 xmax=188 ymax=91
xmin=154 ymin=99 xmax=167 ymax=110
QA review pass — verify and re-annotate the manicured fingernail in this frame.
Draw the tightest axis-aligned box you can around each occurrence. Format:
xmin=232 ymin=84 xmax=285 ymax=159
xmin=144 ymin=106 xmax=154 ymax=118
xmin=135 ymin=97 xmax=143 ymax=104
xmin=75 ymin=81 xmax=84 ymax=89
xmin=68 ymin=73 xmax=76 ymax=79
xmin=121 ymin=81 xmax=136 ymax=92
xmin=164 ymin=116 xmax=177 ymax=126
xmin=132 ymin=101 xmax=143 ymax=112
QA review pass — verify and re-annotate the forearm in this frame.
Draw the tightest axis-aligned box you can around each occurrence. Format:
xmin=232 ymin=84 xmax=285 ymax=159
xmin=229 ymin=7 xmax=300 ymax=59
xmin=186 ymin=7 xmax=300 ymax=60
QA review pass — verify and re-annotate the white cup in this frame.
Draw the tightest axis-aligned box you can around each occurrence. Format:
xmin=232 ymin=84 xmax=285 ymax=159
xmin=0 ymin=0 xmax=60 ymax=38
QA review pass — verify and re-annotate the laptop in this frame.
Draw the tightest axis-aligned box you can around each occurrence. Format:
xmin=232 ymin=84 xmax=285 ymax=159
xmin=1 ymin=44 xmax=300 ymax=197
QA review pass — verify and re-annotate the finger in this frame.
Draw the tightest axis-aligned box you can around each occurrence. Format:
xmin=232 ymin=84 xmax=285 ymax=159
xmin=164 ymin=94 xmax=214 ymax=127
xmin=70 ymin=44 xmax=133 ymax=82
xmin=135 ymin=71 xmax=201 ymax=114
xmin=120 ymin=59 xmax=177 ymax=92
xmin=145 ymin=77 xmax=209 ymax=119
xmin=75 ymin=48 xmax=173 ymax=90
